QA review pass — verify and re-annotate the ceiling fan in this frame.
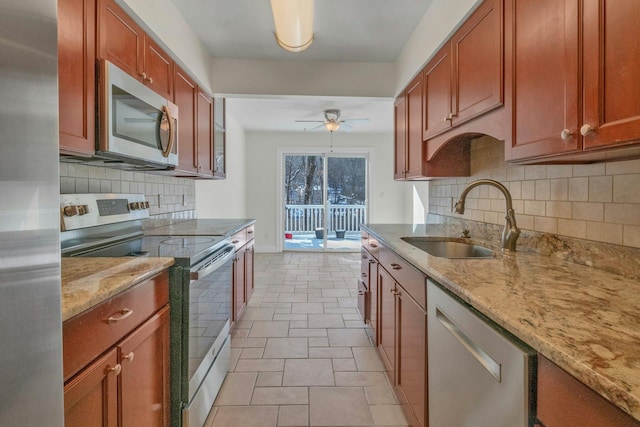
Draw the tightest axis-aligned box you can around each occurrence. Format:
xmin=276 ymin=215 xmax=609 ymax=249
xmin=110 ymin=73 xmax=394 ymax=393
xmin=295 ymin=109 xmax=369 ymax=132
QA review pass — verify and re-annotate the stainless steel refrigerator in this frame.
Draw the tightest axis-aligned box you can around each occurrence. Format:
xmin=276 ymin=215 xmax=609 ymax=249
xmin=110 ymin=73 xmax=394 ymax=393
xmin=0 ymin=1 xmax=64 ymax=426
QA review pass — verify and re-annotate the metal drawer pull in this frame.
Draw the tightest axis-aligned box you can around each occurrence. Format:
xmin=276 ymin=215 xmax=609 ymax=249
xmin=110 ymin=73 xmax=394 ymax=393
xmin=231 ymin=240 xmax=240 ymax=244
xmin=122 ymin=352 xmax=134 ymax=363
xmin=436 ymin=306 xmax=501 ymax=382
xmin=108 ymin=364 xmax=122 ymax=376
xmin=107 ymin=308 xmax=133 ymax=323
xmin=361 ymin=272 xmax=367 ymax=277
xmin=358 ymin=291 xmax=365 ymax=296
xmin=370 ymin=243 xmax=377 ymax=248
xmin=390 ymin=263 xmax=402 ymax=270
xmin=247 ymin=229 xmax=254 ymax=234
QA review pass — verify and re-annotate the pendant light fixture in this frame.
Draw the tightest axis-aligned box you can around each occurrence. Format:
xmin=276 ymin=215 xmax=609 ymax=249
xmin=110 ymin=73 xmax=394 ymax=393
xmin=270 ymin=0 xmax=315 ymax=52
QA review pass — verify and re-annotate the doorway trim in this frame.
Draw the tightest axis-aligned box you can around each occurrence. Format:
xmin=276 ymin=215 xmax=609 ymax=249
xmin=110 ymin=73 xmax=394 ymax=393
xmin=276 ymin=146 xmax=375 ymax=252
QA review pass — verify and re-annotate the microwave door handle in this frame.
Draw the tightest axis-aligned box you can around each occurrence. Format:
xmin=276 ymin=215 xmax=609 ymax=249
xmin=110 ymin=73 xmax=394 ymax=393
xmin=162 ymin=105 xmax=175 ymax=158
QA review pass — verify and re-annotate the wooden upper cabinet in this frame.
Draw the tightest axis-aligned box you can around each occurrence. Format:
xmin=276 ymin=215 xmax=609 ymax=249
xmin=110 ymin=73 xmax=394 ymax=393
xmin=405 ymin=74 xmax=424 ymax=179
xmin=505 ymin=0 xmax=581 ymax=161
xmin=422 ymin=44 xmax=453 ymax=140
xmin=393 ymin=94 xmax=407 ymax=179
xmin=452 ymin=0 xmax=503 ymax=125
xmin=58 ymin=0 xmax=96 ymax=156
xmin=213 ymin=97 xmax=227 ymax=179
xmin=196 ymin=89 xmax=214 ymax=176
xmin=582 ymin=0 xmax=640 ymax=151
xmin=173 ymin=66 xmax=198 ymax=175
xmin=143 ymin=37 xmax=174 ymax=100
xmin=98 ymin=0 xmax=173 ymax=99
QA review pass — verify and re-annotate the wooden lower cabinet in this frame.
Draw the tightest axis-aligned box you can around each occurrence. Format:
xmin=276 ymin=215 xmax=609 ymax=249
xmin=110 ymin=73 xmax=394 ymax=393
xmin=233 ymin=244 xmax=247 ymax=321
xmin=377 ymin=264 xmax=427 ymax=427
xmin=537 ymin=355 xmax=640 ymax=427
xmin=63 ymin=272 xmax=170 ymax=427
xmin=245 ymin=239 xmax=255 ymax=302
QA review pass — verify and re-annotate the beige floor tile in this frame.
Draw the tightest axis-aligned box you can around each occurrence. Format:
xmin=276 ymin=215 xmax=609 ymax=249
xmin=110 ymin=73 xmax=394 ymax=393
xmin=369 ymin=404 xmax=411 ymax=425
xmin=308 ymin=337 xmax=329 ymax=347
xmin=290 ymin=320 xmax=308 ymax=328
xmin=249 ymin=321 xmax=290 ymax=337
xmin=332 ymin=358 xmax=357 ymax=371
xmin=352 ymin=347 xmax=386 ymax=371
xmin=242 ymin=307 xmax=276 ymax=320
xmin=308 ymin=347 xmax=353 ymax=359
xmin=338 ymin=298 xmax=357 ymax=307
xmin=211 ymin=405 xmax=278 ymax=427
xmin=307 ymin=314 xmax=345 ymax=328
xmin=344 ymin=321 xmax=368 ymax=328
xmin=256 ymin=371 xmax=283 ymax=387
xmin=328 ymin=328 xmax=371 ymax=347
xmin=309 ymin=387 xmax=374 ymax=426
xmin=291 ymin=302 xmax=326 ymax=314
xmin=229 ymin=347 xmax=242 ymax=371
xmin=342 ymin=314 xmax=362 ymax=321
xmin=240 ymin=347 xmax=264 ymax=359
xmin=364 ymin=386 xmax=398 ymax=405
xmin=273 ymin=313 xmax=308 ymax=321
xmin=334 ymin=371 xmax=388 ymax=387
xmin=289 ymin=328 xmax=327 ymax=337
xmin=235 ymin=358 xmax=285 ymax=372
xmin=213 ymin=372 xmax=257 ymax=406
xmin=278 ymin=405 xmax=309 ymax=427
xmin=324 ymin=307 xmax=357 ymax=314
xmin=230 ymin=337 xmax=267 ymax=348
xmin=283 ymin=358 xmax=335 ymax=386
xmin=263 ymin=337 xmax=308 ymax=359
xmin=251 ymin=386 xmax=309 ymax=405
xmin=321 ymin=289 xmax=352 ymax=297
xmin=203 ymin=406 xmax=218 ymax=427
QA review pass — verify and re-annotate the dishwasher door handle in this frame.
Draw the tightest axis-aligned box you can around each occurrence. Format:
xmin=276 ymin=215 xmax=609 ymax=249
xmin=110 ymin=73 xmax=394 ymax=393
xmin=436 ymin=306 xmax=502 ymax=382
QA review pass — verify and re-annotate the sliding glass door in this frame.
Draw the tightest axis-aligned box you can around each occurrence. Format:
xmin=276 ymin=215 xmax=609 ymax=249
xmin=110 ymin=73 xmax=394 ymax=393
xmin=283 ymin=153 xmax=367 ymax=252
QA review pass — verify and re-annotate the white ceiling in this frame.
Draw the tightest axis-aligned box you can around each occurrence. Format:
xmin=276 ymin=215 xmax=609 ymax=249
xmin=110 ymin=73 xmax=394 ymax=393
xmin=170 ymin=0 xmax=432 ymax=133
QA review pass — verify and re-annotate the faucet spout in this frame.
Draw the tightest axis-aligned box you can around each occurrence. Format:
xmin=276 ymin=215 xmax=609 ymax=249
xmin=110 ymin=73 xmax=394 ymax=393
xmin=454 ymin=179 xmax=520 ymax=252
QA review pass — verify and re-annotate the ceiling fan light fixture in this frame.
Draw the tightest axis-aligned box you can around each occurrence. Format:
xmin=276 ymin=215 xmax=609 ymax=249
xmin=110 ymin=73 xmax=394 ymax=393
xmin=270 ymin=0 xmax=314 ymax=53
xmin=325 ymin=121 xmax=340 ymax=132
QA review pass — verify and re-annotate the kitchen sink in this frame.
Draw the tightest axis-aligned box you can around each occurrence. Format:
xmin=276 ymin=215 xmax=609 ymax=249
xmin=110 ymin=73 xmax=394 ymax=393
xmin=401 ymin=237 xmax=495 ymax=259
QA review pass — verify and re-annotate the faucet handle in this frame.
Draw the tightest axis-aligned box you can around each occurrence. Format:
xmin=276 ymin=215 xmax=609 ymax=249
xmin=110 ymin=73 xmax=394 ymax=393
xmin=461 ymin=229 xmax=470 ymax=238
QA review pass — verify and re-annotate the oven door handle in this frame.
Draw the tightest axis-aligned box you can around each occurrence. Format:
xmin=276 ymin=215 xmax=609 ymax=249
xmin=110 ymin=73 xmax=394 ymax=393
xmin=190 ymin=244 xmax=236 ymax=281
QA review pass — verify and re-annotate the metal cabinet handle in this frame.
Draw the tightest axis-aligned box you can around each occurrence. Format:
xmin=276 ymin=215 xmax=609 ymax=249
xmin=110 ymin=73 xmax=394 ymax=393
xmin=580 ymin=124 xmax=594 ymax=136
xmin=390 ymin=263 xmax=402 ymax=270
xmin=107 ymin=308 xmax=133 ymax=324
xmin=435 ymin=306 xmax=501 ymax=382
xmin=247 ymin=229 xmax=254 ymax=234
xmin=232 ymin=240 xmax=240 ymax=244
xmin=362 ymin=254 xmax=368 ymax=260
xmin=162 ymin=105 xmax=175 ymax=158
xmin=370 ymin=243 xmax=378 ymax=248
xmin=369 ymin=259 xmax=376 ymax=264
xmin=122 ymin=352 xmax=134 ymax=363
xmin=139 ymin=71 xmax=147 ymax=80
xmin=108 ymin=364 xmax=122 ymax=376
xmin=560 ymin=129 xmax=573 ymax=140
xmin=361 ymin=272 xmax=367 ymax=277
xmin=146 ymin=76 xmax=153 ymax=84
xmin=358 ymin=291 xmax=365 ymax=296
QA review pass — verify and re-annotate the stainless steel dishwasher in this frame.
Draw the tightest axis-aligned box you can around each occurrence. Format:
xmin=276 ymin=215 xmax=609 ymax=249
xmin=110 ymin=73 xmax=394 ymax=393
xmin=427 ymin=280 xmax=536 ymax=427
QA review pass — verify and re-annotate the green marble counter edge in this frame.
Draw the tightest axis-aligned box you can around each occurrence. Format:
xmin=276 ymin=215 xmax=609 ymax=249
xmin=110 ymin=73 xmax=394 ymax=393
xmin=61 ymin=257 xmax=175 ymax=322
xmin=362 ymin=224 xmax=640 ymax=422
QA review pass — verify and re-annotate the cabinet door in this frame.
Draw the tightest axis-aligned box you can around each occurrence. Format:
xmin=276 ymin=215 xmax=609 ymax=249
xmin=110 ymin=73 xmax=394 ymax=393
xmin=196 ymin=89 xmax=214 ymax=176
xmin=233 ymin=246 xmax=247 ymax=321
xmin=396 ymin=286 xmax=427 ymax=427
xmin=452 ymin=0 xmax=503 ymax=126
xmin=405 ymin=74 xmax=424 ymax=179
xmin=144 ymin=37 xmax=174 ymax=100
xmin=58 ymin=0 xmax=96 ymax=156
xmin=245 ymin=239 xmax=255 ymax=303
xmin=119 ymin=305 xmax=170 ymax=427
xmin=505 ymin=0 xmax=581 ymax=161
xmin=64 ymin=348 xmax=119 ymax=427
xmin=98 ymin=0 xmax=144 ymax=80
xmin=368 ymin=257 xmax=378 ymax=344
xmin=393 ymin=95 xmax=407 ymax=179
xmin=378 ymin=267 xmax=396 ymax=377
xmin=213 ymin=98 xmax=227 ymax=179
xmin=173 ymin=66 xmax=198 ymax=175
xmin=582 ymin=0 xmax=640 ymax=150
xmin=423 ymin=43 xmax=453 ymax=140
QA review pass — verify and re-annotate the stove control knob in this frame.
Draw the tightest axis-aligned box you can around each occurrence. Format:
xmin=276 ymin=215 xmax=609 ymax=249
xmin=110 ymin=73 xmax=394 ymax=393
xmin=129 ymin=202 xmax=140 ymax=210
xmin=63 ymin=205 xmax=78 ymax=217
xmin=143 ymin=201 xmax=150 ymax=209
xmin=77 ymin=205 xmax=89 ymax=215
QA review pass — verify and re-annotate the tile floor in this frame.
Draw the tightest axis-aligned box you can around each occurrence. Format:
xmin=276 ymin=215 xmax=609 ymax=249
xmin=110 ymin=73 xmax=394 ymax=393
xmin=205 ymin=252 xmax=410 ymax=427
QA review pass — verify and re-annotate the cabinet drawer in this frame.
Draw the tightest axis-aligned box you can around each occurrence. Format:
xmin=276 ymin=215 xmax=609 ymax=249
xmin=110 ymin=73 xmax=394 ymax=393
xmin=379 ymin=245 xmax=426 ymax=309
xmin=246 ymin=224 xmax=255 ymax=241
xmin=230 ymin=228 xmax=247 ymax=251
xmin=367 ymin=234 xmax=380 ymax=259
xmin=63 ymin=270 xmax=169 ymax=381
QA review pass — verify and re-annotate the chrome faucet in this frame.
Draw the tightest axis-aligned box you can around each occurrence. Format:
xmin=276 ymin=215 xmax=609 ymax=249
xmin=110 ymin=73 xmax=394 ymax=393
xmin=454 ymin=179 xmax=520 ymax=253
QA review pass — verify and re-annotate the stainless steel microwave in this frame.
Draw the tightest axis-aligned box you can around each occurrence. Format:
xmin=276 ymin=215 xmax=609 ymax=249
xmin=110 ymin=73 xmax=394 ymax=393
xmin=97 ymin=60 xmax=178 ymax=169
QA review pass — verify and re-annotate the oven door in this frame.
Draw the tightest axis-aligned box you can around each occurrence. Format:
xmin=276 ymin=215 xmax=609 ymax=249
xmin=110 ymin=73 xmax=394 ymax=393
xmin=99 ymin=60 xmax=178 ymax=168
xmin=183 ymin=243 xmax=235 ymax=427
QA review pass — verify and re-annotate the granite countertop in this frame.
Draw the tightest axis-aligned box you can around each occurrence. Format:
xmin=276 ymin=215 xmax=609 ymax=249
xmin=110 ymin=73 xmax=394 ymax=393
xmin=61 ymin=257 xmax=174 ymax=322
xmin=363 ymin=223 xmax=640 ymax=422
xmin=144 ymin=218 xmax=255 ymax=237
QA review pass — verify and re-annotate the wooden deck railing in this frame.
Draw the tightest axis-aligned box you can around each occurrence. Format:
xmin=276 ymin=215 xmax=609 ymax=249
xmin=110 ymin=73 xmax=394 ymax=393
xmin=285 ymin=204 xmax=366 ymax=233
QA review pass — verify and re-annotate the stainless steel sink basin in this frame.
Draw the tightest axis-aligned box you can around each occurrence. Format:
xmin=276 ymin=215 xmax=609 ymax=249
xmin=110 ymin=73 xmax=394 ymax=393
xmin=401 ymin=237 xmax=495 ymax=259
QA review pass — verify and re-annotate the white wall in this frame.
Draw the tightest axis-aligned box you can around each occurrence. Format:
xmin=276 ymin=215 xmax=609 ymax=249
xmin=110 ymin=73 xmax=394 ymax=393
xmin=196 ymin=114 xmax=247 ymax=218
xmin=395 ymin=0 xmax=482 ymax=95
xmin=244 ymin=131 xmax=407 ymax=252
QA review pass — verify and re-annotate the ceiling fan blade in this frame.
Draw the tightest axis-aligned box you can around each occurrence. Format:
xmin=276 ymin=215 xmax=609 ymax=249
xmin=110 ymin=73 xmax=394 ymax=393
xmin=305 ymin=123 xmax=326 ymax=131
xmin=340 ymin=122 xmax=355 ymax=132
xmin=342 ymin=118 xmax=370 ymax=123
xmin=295 ymin=120 xmax=325 ymax=123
